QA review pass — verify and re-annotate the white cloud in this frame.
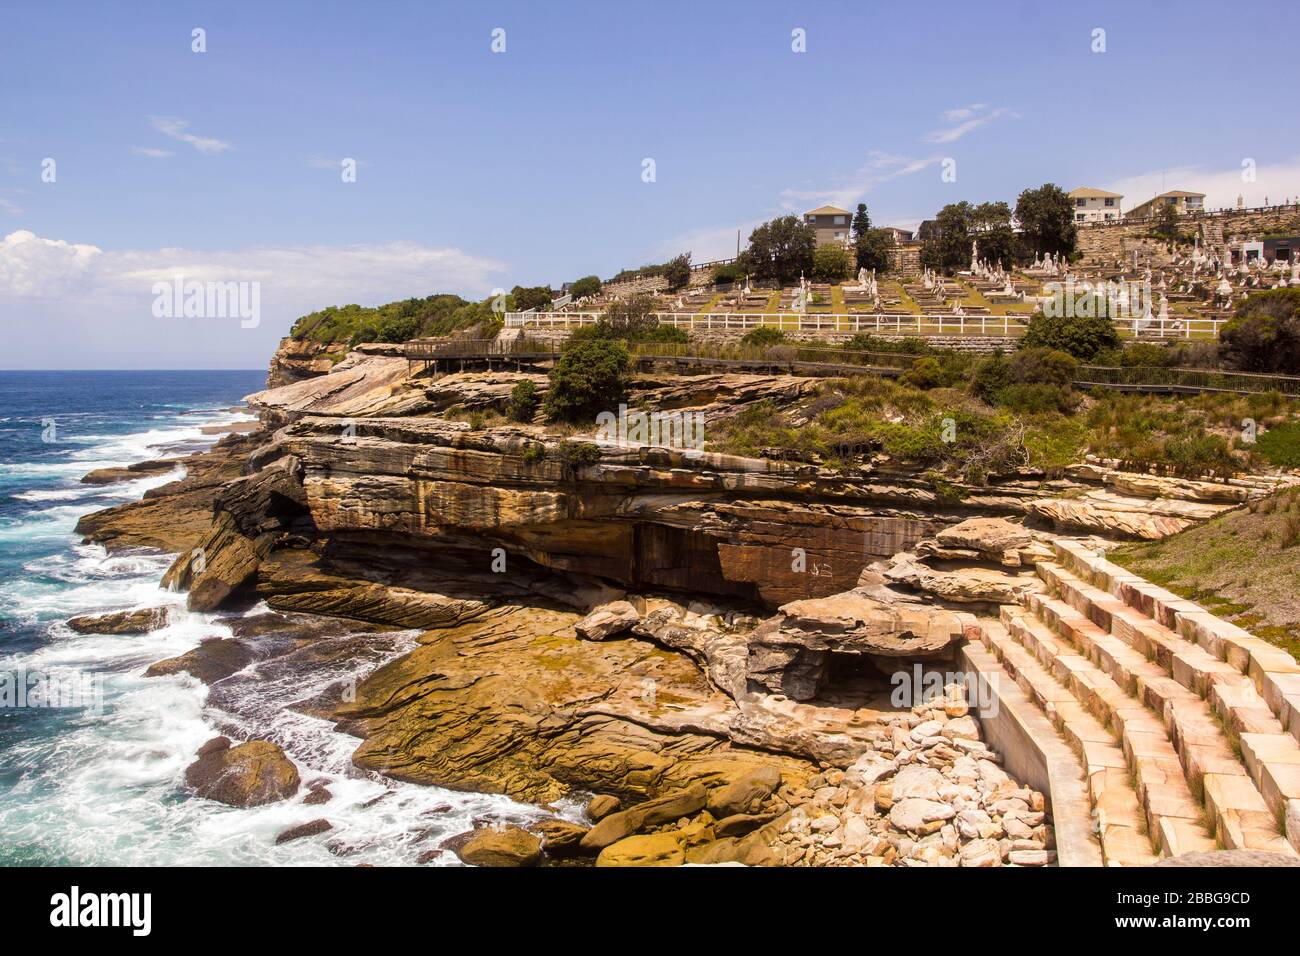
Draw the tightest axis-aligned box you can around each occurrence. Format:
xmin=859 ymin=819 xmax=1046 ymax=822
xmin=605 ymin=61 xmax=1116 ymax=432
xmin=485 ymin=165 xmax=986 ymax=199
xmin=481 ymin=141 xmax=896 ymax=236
xmin=131 ymin=146 xmax=174 ymax=159
xmin=779 ymin=150 xmax=940 ymax=211
xmin=654 ymin=221 xmax=761 ymax=264
xmin=147 ymin=117 xmax=231 ymax=154
xmin=0 ymin=230 xmax=103 ymax=295
xmin=924 ymin=104 xmax=1015 ymax=144
xmin=0 ymin=196 xmax=22 ymax=215
xmin=1102 ymin=159 xmax=1300 ymax=212
xmin=0 ymin=231 xmax=506 ymax=306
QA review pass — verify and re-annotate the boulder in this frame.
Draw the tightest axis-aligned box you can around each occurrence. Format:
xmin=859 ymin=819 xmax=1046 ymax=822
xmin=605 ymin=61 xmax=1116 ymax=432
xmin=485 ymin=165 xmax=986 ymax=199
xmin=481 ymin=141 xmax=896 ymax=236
xmin=451 ymin=826 xmax=543 ymax=867
xmin=705 ymin=766 xmax=781 ymax=817
xmin=67 ymin=607 xmax=170 ymax=635
xmin=532 ymin=819 xmax=590 ymax=857
xmin=275 ymin=818 xmax=333 ymax=845
xmin=145 ymin=638 xmax=254 ymax=684
xmin=885 ymin=557 xmax=1040 ymax=605
xmin=580 ymin=783 xmax=708 ymax=851
xmin=80 ymin=459 xmax=178 ymax=485
xmin=184 ymin=739 xmax=300 ymax=807
xmin=889 ymin=798 xmax=955 ymax=832
xmin=595 ymin=832 xmax=685 ymax=867
xmin=934 ymin=517 xmax=1032 ymax=562
xmin=586 ymin=795 xmax=621 ymax=821
xmin=574 ymin=600 xmax=640 ymax=641
xmin=959 ymin=838 xmax=1001 ymax=867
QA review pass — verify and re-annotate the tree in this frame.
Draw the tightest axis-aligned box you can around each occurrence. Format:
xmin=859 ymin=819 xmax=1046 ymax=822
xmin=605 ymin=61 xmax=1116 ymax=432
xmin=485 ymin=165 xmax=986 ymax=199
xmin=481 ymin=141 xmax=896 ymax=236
xmin=1153 ymin=203 xmax=1181 ymax=241
xmin=812 ymin=243 xmax=851 ymax=283
xmin=544 ymin=339 xmax=630 ymax=422
xmin=739 ymin=215 xmax=816 ymax=285
xmin=713 ymin=261 xmax=746 ymax=284
xmin=1220 ymin=288 xmax=1300 ymax=373
xmin=1015 ymin=184 xmax=1078 ymax=259
xmin=569 ymin=275 xmax=601 ymax=299
xmin=662 ymin=252 xmax=691 ymax=291
xmin=510 ymin=285 xmax=553 ymax=312
xmin=855 ymin=228 xmax=896 ymax=273
xmin=919 ymin=202 xmax=974 ymax=274
xmin=1020 ymin=312 xmax=1119 ymax=361
xmin=969 ymin=201 xmax=1019 ymax=268
xmin=376 ymin=313 xmax=420 ymax=343
xmin=851 ymin=202 xmax=872 ymax=240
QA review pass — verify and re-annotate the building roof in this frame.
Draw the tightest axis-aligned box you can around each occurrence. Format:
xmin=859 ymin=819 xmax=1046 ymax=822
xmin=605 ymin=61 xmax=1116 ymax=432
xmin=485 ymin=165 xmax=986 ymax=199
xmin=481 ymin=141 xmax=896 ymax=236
xmin=805 ymin=205 xmax=850 ymax=216
xmin=1068 ymin=187 xmax=1123 ymax=199
xmin=1156 ymin=190 xmax=1206 ymax=199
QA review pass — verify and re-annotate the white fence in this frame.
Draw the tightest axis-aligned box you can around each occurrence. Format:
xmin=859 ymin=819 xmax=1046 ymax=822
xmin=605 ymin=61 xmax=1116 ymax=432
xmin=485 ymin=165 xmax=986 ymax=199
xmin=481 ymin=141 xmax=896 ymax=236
xmin=504 ymin=312 xmax=1227 ymax=339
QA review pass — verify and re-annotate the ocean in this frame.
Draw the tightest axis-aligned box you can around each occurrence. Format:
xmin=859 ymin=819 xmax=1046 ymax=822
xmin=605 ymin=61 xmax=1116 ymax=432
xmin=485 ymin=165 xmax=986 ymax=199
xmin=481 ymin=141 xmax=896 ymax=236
xmin=0 ymin=370 xmax=554 ymax=866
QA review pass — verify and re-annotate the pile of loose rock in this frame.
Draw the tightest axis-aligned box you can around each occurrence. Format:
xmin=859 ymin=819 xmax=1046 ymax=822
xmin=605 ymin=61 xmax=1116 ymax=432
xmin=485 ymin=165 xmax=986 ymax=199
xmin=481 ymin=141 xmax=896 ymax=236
xmin=766 ymin=685 xmax=1054 ymax=867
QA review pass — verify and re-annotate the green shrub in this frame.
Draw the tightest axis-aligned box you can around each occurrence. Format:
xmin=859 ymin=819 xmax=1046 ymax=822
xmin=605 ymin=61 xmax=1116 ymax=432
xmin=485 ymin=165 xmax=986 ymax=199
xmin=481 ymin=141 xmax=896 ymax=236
xmin=544 ymin=339 xmax=630 ymax=423
xmin=556 ymin=440 xmax=602 ymax=467
xmin=842 ymin=334 xmax=932 ymax=355
xmin=1161 ymin=433 xmax=1238 ymax=477
xmin=1220 ymin=289 xmax=1300 ymax=372
xmin=713 ymin=261 xmax=747 ymax=284
xmin=812 ymin=244 xmax=852 ymax=283
xmin=505 ymin=380 xmax=539 ymax=423
xmin=1020 ymin=312 xmax=1120 ymax=361
xmin=741 ymin=326 xmax=787 ymax=347
xmin=972 ymin=348 xmax=1077 ymax=412
xmin=1257 ymin=421 xmax=1300 ymax=468
xmin=1119 ymin=342 xmax=1178 ymax=367
xmin=900 ymin=357 xmax=946 ymax=390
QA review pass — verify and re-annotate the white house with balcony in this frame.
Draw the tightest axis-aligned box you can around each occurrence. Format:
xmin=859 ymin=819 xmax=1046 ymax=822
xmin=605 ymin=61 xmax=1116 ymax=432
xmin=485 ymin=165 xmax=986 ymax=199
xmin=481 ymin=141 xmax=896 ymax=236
xmin=1068 ymin=187 xmax=1123 ymax=223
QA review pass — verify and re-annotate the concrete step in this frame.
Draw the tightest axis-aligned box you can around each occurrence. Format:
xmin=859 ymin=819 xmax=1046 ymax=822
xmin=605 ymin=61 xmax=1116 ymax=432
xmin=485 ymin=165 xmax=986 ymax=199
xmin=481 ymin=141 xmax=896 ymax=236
xmin=977 ymin=618 xmax=1160 ymax=865
xmin=1052 ymin=539 xmax=1300 ymax=742
xmin=1036 ymin=557 xmax=1300 ymax=852
xmin=1001 ymin=604 xmax=1220 ymax=856
xmin=1023 ymin=587 xmax=1293 ymax=855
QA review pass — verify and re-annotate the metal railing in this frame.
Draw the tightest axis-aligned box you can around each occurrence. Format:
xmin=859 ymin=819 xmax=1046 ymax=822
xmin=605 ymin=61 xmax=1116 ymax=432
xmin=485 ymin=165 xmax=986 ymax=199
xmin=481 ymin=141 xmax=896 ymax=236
xmin=404 ymin=338 xmax=1300 ymax=397
xmin=1074 ymin=365 xmax=1300 ymax=397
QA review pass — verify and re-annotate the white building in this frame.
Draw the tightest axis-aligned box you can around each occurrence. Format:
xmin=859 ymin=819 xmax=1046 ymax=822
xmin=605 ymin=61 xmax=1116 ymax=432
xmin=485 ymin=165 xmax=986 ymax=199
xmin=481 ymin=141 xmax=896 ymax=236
xmin=1068 ymin=187 xmax=1123 ymax=223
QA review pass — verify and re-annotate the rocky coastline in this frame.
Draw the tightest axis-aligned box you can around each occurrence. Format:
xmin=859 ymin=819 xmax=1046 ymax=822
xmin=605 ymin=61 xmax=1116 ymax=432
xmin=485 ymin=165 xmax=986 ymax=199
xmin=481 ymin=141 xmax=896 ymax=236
xmin=68 ymin=336 xmax=1284 ymax=866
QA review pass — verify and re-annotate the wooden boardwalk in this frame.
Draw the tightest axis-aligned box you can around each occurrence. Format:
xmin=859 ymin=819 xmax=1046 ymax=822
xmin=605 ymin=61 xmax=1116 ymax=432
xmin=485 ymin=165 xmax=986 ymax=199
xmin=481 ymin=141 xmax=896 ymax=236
xmin=403 ymin=340 xmax=1300 ymax=398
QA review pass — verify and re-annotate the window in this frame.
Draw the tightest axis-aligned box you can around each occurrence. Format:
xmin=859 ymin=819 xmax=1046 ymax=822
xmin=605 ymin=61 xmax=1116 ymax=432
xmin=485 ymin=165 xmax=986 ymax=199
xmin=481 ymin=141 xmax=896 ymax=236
xmin=833 ymin=215 xmax=845 ymax=225
xmin=834 ymin=232 xmax=845 ymax=240
xmin=1104 ymin=213 xmax=1115 ymax=220
xmin=1076 ymin=213 xmax=1086 ymax=221
xmin=1104 ymin=198 xmax=1115 ymax=206
xmin=1075 ymin=198 xmax=1086 ymax=207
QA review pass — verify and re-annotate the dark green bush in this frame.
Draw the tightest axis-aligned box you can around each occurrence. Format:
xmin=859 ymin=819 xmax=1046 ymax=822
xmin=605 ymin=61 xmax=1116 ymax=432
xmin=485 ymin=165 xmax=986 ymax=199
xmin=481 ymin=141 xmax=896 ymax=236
xmin=1020 ymin=312 xmax=1120 ymax=361
xmin=557 ymin=440 xmax=603 ymax=467
xmin=505 ymin=380 xmax=539 ymax=423
xmin=1220 ymin=289 xmax=1300 ymax=373
xmin=544 ymin=340 xmax=630 ymax=422
xmin=741 ymin=326 xmax=787 ymax=347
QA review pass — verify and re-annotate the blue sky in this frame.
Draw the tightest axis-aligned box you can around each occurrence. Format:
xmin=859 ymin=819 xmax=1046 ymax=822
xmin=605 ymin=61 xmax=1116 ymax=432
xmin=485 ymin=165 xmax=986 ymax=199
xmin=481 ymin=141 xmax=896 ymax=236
xmin=2 ymin=0 xmax=1298 ymax=368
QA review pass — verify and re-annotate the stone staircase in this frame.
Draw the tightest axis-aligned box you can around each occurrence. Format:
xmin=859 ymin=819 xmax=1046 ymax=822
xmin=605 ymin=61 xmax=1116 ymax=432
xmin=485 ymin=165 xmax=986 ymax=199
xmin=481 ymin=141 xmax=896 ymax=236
xmin=975 ymin=538 xmax=1300 ymax=865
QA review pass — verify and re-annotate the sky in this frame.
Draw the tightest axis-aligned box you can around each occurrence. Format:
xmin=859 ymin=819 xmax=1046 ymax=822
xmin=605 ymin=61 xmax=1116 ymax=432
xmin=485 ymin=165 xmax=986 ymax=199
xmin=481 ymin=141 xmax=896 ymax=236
xmin=2 ymin=0 xmax=1299 ymax=369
